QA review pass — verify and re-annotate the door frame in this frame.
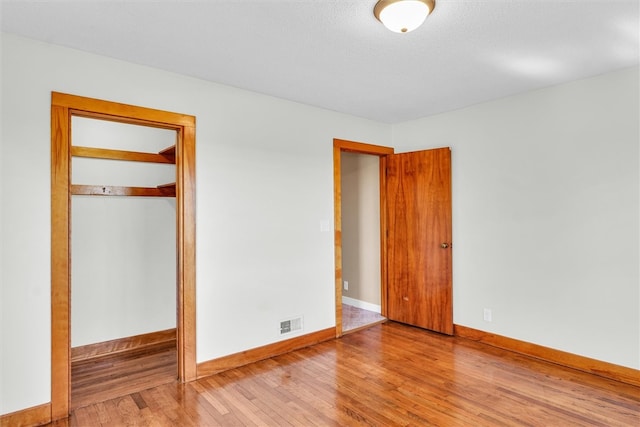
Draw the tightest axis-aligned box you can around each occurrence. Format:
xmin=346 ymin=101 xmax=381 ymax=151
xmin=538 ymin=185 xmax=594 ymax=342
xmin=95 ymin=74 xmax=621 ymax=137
xmin=51 ymin=92 xmax=197 ymax=419
xmin=333 ymin=138 xmax=394 ymax=337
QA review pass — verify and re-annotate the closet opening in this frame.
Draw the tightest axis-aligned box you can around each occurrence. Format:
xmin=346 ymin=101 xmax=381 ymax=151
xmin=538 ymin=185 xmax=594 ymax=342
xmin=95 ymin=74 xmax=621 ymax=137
xmin=51 ymin=92 xmax=196 ymax=420
xmin=69 ymin=117 xmax=178 ymax=409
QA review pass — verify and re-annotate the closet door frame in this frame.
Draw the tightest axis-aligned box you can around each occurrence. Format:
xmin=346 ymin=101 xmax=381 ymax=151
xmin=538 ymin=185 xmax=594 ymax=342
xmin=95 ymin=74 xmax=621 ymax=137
xmin=50 ymin=92 xmax=196 ymax=420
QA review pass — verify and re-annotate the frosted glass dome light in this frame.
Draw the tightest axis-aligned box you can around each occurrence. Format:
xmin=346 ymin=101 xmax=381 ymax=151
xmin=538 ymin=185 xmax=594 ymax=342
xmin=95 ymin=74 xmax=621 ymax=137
xmin=374 ymin=0 xmax=435 ymax=33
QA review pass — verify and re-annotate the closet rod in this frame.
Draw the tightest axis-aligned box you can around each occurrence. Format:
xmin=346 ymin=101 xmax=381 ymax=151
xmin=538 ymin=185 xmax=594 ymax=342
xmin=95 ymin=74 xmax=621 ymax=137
xmin=71 ymin=184 xmax=176 ymax=197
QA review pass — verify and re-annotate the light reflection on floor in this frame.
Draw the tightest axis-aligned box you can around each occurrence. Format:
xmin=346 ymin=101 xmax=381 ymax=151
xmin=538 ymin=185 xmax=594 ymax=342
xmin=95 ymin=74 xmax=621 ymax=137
xmin=342 ymin=303 xmax=386 ymax=332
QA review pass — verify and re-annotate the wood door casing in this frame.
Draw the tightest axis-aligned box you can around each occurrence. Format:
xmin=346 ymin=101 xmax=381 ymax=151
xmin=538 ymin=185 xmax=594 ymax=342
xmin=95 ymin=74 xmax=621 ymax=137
xmin=51 ymin=92 xmax=196 ymax=420
xmin=385 ymin=147 xmax=453 ymax=335
xmin=333 ymin=139 xmax=394 ymax=336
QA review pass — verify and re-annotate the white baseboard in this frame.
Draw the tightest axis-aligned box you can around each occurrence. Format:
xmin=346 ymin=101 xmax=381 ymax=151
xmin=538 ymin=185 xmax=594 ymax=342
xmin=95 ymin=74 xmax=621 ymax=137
xmin=342 ymin=296 xmax=381 ymax=313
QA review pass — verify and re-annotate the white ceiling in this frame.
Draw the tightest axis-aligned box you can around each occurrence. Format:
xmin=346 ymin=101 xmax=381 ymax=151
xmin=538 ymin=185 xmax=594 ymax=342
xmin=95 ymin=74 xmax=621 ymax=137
xmin=1 ymin=0 xmax=638 ymax=123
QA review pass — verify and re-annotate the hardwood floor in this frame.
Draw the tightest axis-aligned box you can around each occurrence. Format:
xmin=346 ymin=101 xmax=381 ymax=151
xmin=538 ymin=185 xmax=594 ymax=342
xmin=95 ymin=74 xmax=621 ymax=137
xmin=49 ymin=322 xmax=640 ymax=426
xmin=71 ymin=341 xmax=177 ymax=410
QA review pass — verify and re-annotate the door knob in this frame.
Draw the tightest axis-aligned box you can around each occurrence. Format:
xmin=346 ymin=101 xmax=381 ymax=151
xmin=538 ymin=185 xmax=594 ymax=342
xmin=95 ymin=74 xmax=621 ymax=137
xmin=440 ymin=243 xmax=450 ymax=249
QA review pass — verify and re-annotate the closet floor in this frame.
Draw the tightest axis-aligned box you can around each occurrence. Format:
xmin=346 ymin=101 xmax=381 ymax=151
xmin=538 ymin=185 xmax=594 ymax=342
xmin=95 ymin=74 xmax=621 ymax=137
xmin=71 ymin=341 xmax=177 ymax=410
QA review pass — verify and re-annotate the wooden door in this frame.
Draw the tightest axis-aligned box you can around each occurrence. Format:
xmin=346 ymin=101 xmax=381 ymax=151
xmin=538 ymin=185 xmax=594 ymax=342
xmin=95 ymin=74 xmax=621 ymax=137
xmin=385 ymin=147 xmax=453 ymax=335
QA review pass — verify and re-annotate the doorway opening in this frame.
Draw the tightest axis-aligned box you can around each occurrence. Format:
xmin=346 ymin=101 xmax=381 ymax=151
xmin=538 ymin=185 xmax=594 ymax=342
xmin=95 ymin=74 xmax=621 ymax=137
xmin=51 ymin=92 xmax=196 ymax=420
xmin=333 ymin=138 xmax=453 ymax=337
xmin=69 ymin=117 xmax=178 ymax=409
xmin=340 ymin=151 xmax=386 ymax=333
xmin=333 ymin=139 xmax=394 ymax=337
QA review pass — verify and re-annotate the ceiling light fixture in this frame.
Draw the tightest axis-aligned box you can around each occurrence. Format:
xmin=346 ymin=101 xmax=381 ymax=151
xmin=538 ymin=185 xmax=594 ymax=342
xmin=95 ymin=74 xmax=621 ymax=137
xmin=374 ymin=0 xmax=435 ymax=33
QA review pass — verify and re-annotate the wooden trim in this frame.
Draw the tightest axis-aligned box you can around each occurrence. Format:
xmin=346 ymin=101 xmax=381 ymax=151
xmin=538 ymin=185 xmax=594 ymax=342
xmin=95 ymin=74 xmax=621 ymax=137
xmin=0 ymin=403 xmax=51 ymax=427
xmin=71 ymin=329 xmax=176 ymax=362
xmin=177 ymin=124 xmax=197 ymax=382
xmin=51 ymin=104 xmax=71 ymax=420
xmin=333 ymin=144 xmax=343 ymax=337
xmin=71 ymin=184 xmax=176 ymax=197
xmin=52 ymin=92 xmax=194 ymax=127
xmin=454 ymin=324 xmax=640 ymax=388
xmin=71 ymin=146 xmax=176 ymax=164
xmin=332 ymin=138 xmax=394 ymax=338
xmin=333 ymin=138 xmax=395 ymax=155
xmin=51 ymin=92 xmax=197 ymax=419
xmin=379 ymin=156 xmax=388 ymax=318
xmin=70 ymin=109 xmax=184 ymax=130
xmin=197 ymin=327 xmax=336 ymax=378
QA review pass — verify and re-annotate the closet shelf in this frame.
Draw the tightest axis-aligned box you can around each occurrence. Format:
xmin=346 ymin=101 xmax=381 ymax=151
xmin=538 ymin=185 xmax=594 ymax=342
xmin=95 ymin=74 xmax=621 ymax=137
xmin=72 ymin=184 xmax=176 ymax=198
xmin=158 ymin=145 xmax=176 ymax=162
xmin=157 ymin=182 xmax=177 ymax=195
xmin=71 ymin=145 xmax=177 ymax=196
xmin=71 ymin=146 xmax=176 ymax=164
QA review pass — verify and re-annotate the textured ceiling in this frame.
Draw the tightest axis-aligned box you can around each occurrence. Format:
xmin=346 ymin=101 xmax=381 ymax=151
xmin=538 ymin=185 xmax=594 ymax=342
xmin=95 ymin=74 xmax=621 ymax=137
xmin=1 ymin=0 xmax=638 ymax=123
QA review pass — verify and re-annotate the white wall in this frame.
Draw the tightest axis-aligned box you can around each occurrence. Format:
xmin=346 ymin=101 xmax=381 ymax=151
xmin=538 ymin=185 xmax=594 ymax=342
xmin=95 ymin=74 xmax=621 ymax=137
xmin=393 ymin=67 xmax=639 ymax=369
xmin=0 ymin=31 xmax=4 ymax=419
xmin=0 ymin=33 xmax=391 ymax=414
xmin=71 ymin=118 xmax=176 ymax=346
xmin=1 ymin=32 xmax=637 ymax=416
xmin=341 ymin=152 xmax=381 ymax=306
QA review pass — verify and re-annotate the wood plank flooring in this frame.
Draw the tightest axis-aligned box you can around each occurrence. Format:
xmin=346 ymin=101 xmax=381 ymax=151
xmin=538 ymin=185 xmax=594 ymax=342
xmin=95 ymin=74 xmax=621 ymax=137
xmin=49 ymin=322 xmax=640 ymax=426
xmin=71 ymin=341 xmax=177 ymax=410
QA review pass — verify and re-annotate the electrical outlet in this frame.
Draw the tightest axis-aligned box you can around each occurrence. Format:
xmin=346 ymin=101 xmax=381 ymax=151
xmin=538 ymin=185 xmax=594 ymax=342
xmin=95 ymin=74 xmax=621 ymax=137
xmin=483 ymin=308 xmax=492 ymax=322
xmin=343 ymin=280 xmax=348 ymax=291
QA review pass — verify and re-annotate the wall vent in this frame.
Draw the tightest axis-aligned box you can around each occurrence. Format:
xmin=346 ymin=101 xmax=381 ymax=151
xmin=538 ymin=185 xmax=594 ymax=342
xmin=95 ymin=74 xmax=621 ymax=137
xmin=280 ymin=316 xmax=303 ymax=335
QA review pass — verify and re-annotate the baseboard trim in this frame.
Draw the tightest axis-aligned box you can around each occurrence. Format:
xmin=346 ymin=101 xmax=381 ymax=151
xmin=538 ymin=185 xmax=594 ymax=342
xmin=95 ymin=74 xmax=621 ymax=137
xmin=71 ymin=328 xmax=176 ymax=362
xmin=197 ymin=327 xmax=336 ymax=379
xmin=0 ymin=402 xmax=51 ymax=427
xmin=454 ymin=324 xmax=640 ymax=388
xmin=342 ymin=296 xmax=382 ymax=313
